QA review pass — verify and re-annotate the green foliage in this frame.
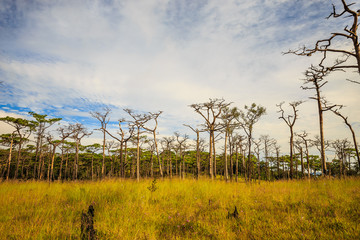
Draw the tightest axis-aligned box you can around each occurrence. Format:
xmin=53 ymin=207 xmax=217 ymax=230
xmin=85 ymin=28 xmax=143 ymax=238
xmin=28 ymin=112 xmax=62 ymax=124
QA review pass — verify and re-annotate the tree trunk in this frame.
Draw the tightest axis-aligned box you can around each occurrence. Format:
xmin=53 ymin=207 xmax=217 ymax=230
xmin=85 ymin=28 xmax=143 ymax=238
xmin=289 ymin=126 xmax=294 ymax=179
xmin=196 ymin=132 xmax=200 ymax=180
xmin=101 ymin=130 xmax=106 ymax=178
xmin=224 ymin=130 xmax=229 ymax=181
xmin=315 ymin=82 xmax=327 ymax=175
xmin=153 ymin=132 xmax=163 ymax=178
xmin=136 ymin=127 xmax=140 ymax=182
xmin=49 ymin=145 xmax=56 ymax=182
xmin=6 ymin=136 xmax=14 ymax=181
xmin=209 ymin=131 xmax=213 ymax=179
xmin=235 ymin=146 xmax=239 ymax=182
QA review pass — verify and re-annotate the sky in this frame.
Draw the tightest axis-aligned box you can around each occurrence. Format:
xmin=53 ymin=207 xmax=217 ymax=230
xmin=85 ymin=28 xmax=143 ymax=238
xmin=0 ymin=0 xmax=359 ymax=156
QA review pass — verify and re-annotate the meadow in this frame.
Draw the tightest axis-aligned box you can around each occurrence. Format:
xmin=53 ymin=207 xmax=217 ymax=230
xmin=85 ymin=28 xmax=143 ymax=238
xmin=0 ymin=178 xmax=359 ymax=240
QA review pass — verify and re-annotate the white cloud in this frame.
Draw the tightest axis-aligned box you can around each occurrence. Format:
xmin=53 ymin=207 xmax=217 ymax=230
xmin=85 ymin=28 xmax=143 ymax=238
xmin=0 ymin=0 xmax=359 ymax=155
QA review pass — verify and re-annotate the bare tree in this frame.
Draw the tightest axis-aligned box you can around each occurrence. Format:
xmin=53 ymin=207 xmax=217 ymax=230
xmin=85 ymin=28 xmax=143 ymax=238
xmin=253 ymin=138 xmax=262 ymax=182
xmin=69 ymin=123 xmax=92 ymax=180
xmin=274 ymin=143 xmax=282 ymax=178
xmin=161 ymin=136 xmax=175 ymax=178
xmin=100 ymin=118 xmax=134 ymax=178
xmin=105 ymin=140 xmax=117 ymax=177
xmin=277 ymin=101 xmax=303 ymax=179
xmin=236 ymin=103 xmax=266 ymax=182
xmin=124 ymin=109 xmax=150 ymax=181
xmin=294 ymin=138 xmax=304 ymax=178
xmin=296 ymin=131 xmax=311 ymax=179
xmin=145 ymin=138 xmax=156 ymax=177
xmin=174 ymin=132 xmax=188 ymax=179
xmin=285 ymin=0 xmax=360 ymax=81
xmin=184 ymin=124 xmax=205 ymax=180
xmin=260 ymin=135 xmax=276 ymax=181
xmin=311 ymin=134 xmax=331 ymax=174
xmin=90 ymin=107 xmax=111 ymax=178
xmin=141 ymin=111 xmax=164 ymax=178
xmin=190 ymin=98 xmax=231 ymax=179
xmin=233 ymin=134 xmax=246 ymax=182
xmin=332 ymin=139 xmax=351 ymax=177
xmin=330 ymin=105 xmax=360 ymax=167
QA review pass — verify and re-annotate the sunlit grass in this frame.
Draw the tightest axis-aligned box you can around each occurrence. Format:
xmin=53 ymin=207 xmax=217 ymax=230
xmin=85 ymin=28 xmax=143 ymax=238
xmin=0 ymin=177 xmax=359 ymax=239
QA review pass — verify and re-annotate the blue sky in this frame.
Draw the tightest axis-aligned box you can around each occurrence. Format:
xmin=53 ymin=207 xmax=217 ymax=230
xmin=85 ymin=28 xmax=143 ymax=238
xmin=0 ymin=0 xmax=359 ymax=153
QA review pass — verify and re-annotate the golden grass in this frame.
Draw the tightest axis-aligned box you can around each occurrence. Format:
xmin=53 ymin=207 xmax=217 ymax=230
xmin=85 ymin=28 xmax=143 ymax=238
xmin=0 ymin=177 xmax=359 ymax=239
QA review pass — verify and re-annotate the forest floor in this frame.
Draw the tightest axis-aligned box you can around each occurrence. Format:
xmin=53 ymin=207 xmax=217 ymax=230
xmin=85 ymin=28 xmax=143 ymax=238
xmin=0 ymin=177 xmax=359 ymax=239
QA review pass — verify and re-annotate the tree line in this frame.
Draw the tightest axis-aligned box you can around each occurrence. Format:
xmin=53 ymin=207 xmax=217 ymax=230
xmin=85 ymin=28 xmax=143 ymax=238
xmin=0 ymin=99 xmax=359 ymax=182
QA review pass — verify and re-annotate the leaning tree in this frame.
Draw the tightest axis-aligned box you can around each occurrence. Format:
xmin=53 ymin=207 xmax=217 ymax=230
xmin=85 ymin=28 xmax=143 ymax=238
xmin=286 ymin=0 xmax=360 ymax=82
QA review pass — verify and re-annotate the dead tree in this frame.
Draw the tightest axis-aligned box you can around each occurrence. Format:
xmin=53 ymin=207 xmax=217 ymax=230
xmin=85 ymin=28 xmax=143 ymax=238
xmin=184 ymin=124 xmax=205 ymax=180
xmin=174 ymin=132 xmax=188 ymax=179
xmin=90 ymin=107 xmax=111 ymax=179
xmin=101 ymin=118 xmax=134 ymax=178
xmin=161 ymin=136 xmax=175 ymax=178
xmin=285 ymin=0 xmax=360 ymax=82
xmin=233 ymin=134 xmax=246 ymax=182
xmin=332 ymin=139 xmax=351 ymax=177
xmin=303 ymin=67 xmax=338 ymax=176
xmin=260 ymin=135 xmax=276 ymax=181
xmin=124 ymin=109 xmax=150 ymax=181
xmin=311 ymin=135 xmax=331 ymax=174
xmin=294 ymin=138 xmax=305 ymax=178
xmin=330 ymin=106 xmax=360 ymax=167
xmin=274 ymin=143 xmax=281 ymax=178
xmin=253 ymin=138 xmax=262 ymax=182
xmin=69 ymin=123 xmax=92 ymax=180
xmin=277 ymin=101 xmax=303 ymax=179
xmin=145 ymin=138 xmax=156 ymax=177
xmin=296 ymin=131 xmax=311 ymax=179
xmin=105 ymin=140 xmax=117 ymax=177
xmin=190 ymin=98 xmax=231 ymax=179
xmin=141 ymin=111 xmax=164 ymax=178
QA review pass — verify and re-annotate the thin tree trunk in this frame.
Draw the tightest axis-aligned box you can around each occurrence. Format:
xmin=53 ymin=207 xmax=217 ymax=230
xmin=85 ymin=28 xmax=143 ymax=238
xmin=6 ymin=137 xmax=14 ymax=181
xmin=224 ymin=131 xmax=229 ymax=181
xmin=235 ymin=146 xmax=239 ymax=182
xmin=209 ymin=131 xmax=213 ymax=179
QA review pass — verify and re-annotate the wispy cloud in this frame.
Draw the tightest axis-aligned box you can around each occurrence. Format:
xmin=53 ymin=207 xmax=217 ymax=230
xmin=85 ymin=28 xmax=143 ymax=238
xmin=0 ymin=0 xmax=359 ymax=153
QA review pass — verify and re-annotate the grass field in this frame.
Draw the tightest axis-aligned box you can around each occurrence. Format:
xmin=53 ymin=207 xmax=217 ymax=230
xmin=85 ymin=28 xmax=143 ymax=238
xmin=0 ymin=177 xmax=359 ymax=239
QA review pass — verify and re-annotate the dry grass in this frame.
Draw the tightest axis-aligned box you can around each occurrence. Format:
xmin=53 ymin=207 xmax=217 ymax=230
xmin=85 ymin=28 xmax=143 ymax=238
xmin=0 ymin=177 xmax=359 ymax=239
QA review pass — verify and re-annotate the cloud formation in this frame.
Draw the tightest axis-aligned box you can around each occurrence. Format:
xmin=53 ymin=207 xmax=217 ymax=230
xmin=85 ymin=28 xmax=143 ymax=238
xmin=0 ymin=0 xmax=359 ymax=153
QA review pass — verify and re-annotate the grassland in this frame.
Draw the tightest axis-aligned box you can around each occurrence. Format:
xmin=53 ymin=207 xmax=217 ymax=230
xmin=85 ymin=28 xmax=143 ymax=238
xmin=0 ymin=177 xmax=359 ymax=239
